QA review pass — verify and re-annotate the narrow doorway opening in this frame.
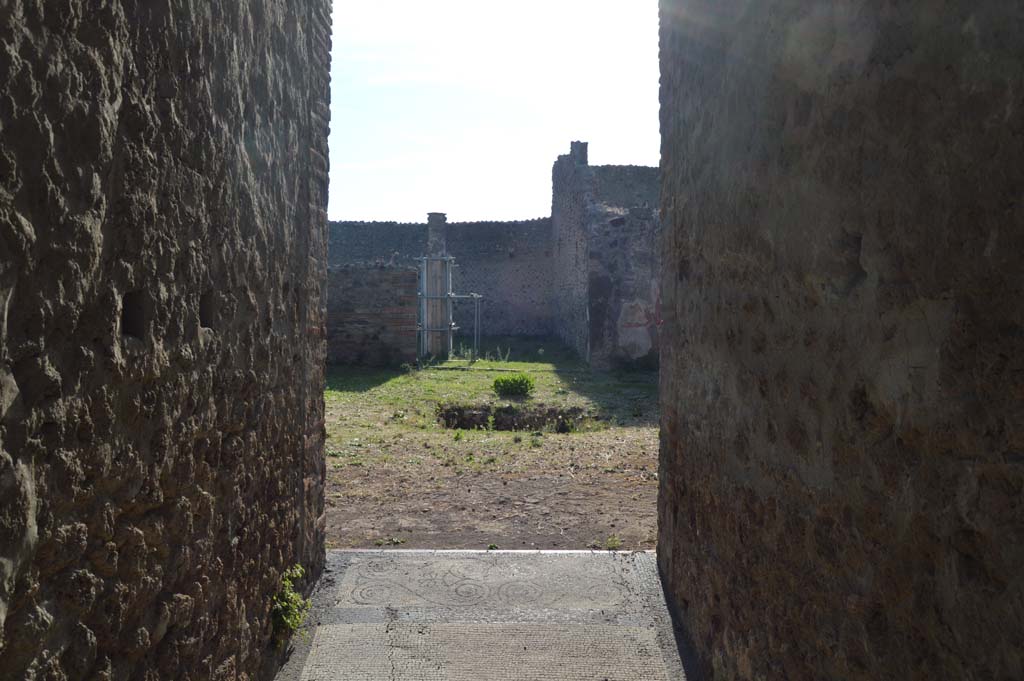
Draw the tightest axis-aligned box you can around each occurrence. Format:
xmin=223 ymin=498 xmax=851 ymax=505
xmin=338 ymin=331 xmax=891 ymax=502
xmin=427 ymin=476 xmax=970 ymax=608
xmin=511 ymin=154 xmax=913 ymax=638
xmin=320 ymin=0 xmax=662 ymax=557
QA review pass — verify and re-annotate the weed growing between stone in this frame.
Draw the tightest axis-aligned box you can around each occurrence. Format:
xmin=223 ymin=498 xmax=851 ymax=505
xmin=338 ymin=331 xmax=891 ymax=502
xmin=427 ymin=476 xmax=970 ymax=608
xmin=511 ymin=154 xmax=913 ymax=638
xmin=271 ymin=565 xmax=311 ymax=642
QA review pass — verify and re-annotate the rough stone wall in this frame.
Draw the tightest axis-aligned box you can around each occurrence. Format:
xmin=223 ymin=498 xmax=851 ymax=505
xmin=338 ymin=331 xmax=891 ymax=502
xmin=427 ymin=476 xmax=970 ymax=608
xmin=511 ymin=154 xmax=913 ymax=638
xmin=326 ymin=266 xmax=418 ymax=367
xmin=327 ymin=222 xmax=427 ymax=267
xmin=551 ymin=149 xmax=662 ymax=368
xmin=329 ymin=218 xmax=555 ymax=341
xmin=587 ymin=166 xmax=661 ymax=368
xmin=658 ymin=2 xmax=1024 ymax=680
xmin=328 ymin=147 xmax=660 ymax=365
xmin=0 ymin=1 xmax=330 ymax=679
xmin=447 ymin=220 xmax=553 ymax=338
xmin=550 ymin=149 xmax=593 ymax=361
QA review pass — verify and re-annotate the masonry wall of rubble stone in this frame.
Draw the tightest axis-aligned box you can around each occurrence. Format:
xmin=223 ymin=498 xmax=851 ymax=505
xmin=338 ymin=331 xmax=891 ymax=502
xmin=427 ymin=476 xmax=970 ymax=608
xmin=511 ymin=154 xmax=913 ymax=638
xmin=0 ymin=2 xmax=330 ymax=679
xmin=326 ymin=266 xmax=418 ymax=366
xmin=447 ymin=220 xmax=554 ymax=338
xmin=329 ymin=148 xmax=660 ymax=365
xmin=328 ymin=219 xmax=555 ymax=340
xmin=551 ymin=148 xmax=662 ymax=368
xmin=586 ymin=166 xmax=660 ymax=368
xmin=658 ymin=2 xmax=1024 ymax=680
xmin=327 ymin=221 xmax=426 ymax=267
xmin=550 ymin=147 xmax=593 ymax=361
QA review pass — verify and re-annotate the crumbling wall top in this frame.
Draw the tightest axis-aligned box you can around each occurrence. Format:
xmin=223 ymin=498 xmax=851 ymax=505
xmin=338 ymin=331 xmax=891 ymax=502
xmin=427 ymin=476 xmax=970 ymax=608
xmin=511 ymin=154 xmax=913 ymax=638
xmin=570 ymin=140 xmax=589 ymax=165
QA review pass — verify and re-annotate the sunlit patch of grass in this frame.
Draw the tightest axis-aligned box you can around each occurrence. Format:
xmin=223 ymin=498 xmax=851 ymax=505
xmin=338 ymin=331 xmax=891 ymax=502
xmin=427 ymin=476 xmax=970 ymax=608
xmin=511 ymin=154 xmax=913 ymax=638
xmin=322 ymin=335 xmax=657 ymax=488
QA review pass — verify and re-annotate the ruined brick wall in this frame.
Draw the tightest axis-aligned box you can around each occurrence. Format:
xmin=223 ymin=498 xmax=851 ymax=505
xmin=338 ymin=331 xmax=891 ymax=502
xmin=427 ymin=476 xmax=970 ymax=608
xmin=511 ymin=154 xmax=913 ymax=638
xmin=326 ymin=266 xmax=418 ymax=367
xmin=0 ymin=1 xmax=330 ymax=679
xmin=658 ymin=2 xmax=1024 ymax=680
xmin=552 ymin=147 xmax=662 ymax=367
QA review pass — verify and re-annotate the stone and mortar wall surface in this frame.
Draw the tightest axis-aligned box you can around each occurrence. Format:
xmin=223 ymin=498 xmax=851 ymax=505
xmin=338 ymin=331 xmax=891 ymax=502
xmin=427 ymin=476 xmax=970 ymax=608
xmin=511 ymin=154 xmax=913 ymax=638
xmin=658 ymin=2 xmax=1023 ymax=680
xmin=0 ymin=2 xmax=330 ymax=680
xmin=329 ymin=218 xmax=555 ymax=340
xmin=587 ymin=166 xmax=661 ymax=369
xmin=326 ymin=222 xmax=426 ymax=267
xmin=550 ymin=151 xmax=592 ymax=361
xmin=551 ymin=151 xmax=662 ymax=368
xmin=329 ymin=148 xmax=660 ymax=365
xmin=326 ymin=266 xmax=418 ymax=367
xmin=447 ymin=220 xmax=553 ymax=338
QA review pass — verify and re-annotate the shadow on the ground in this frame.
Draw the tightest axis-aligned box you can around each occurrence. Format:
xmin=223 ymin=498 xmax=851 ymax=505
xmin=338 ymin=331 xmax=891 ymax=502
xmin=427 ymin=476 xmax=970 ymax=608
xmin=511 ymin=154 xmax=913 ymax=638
xmin=449 ymin=334 xmax=659 ymax=427
xmin=558 ymin=367 xmax=659 ymax=428
xmin=325 ymin=364 xmax=404 ymax=393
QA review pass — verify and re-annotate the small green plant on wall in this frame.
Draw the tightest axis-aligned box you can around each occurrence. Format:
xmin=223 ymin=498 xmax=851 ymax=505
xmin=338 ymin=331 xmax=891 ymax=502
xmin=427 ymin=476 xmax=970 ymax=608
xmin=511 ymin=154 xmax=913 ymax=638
xmin=272 ymin=564 xmax=311 ymax=641
xmin=493 ymin=373 xmax=534 ymax=397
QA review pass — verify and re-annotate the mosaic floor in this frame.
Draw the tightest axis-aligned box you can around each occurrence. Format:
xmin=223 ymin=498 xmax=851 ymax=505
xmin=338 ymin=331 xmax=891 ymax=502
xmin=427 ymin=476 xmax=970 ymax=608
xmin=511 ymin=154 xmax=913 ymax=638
xmin=274 ymin=550 xmax=689 ymax=680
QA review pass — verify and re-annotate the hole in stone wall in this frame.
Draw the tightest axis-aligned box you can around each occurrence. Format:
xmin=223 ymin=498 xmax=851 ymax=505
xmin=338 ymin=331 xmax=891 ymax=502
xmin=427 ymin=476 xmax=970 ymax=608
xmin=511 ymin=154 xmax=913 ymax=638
xmin=121 ymin=291 xmax=146 ymax=339
xmin=199 ymin=291 xmax=216 ymax=329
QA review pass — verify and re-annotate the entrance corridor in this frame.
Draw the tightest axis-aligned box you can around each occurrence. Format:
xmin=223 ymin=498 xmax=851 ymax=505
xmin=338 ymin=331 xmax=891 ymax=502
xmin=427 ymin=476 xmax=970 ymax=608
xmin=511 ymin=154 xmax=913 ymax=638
xmin=275 ymin=550 xmax=688 ymax=680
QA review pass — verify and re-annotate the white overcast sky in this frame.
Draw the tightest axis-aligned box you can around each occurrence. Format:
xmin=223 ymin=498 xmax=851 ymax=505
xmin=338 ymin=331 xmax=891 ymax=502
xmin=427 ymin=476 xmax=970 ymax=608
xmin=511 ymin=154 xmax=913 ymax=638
xmin=327 ymin=0 xmax=660 ymax=222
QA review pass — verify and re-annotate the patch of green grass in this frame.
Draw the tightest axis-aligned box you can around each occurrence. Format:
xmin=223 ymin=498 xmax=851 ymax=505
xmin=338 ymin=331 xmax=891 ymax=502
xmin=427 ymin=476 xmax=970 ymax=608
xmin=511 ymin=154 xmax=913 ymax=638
xmin=604 ymin=535 xmax=623 ymax=551
xmin=322 ymin=336 xmax=657 ymax=481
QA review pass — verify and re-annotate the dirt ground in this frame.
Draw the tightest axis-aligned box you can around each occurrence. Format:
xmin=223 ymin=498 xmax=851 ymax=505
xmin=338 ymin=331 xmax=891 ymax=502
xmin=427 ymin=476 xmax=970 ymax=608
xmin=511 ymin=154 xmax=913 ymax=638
xmin=323 ymin=338 xmax=659 ymax=550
